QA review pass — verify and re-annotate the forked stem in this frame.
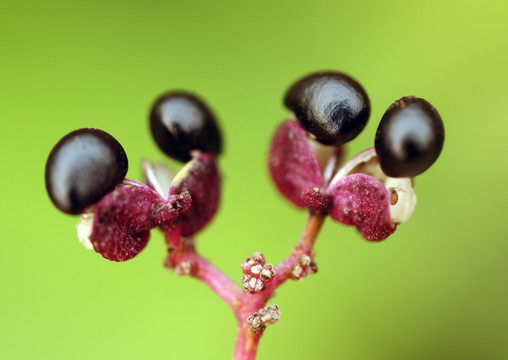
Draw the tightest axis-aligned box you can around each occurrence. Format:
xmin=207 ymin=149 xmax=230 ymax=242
xmin=164 ymin=212 xmax=326 ymax=360
xmin=164 ymin=226 xmax=243 ymax=309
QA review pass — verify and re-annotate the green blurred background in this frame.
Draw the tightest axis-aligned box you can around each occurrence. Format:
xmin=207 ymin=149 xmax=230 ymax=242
xmin=1 ymin=0 xmax=507 ymax=359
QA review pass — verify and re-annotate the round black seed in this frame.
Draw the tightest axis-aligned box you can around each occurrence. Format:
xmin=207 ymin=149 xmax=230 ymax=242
xmin=375 ymin=96 xmax=444 ymax=177
xmin=45 ymin=128 xmax=128 ymax=214
xmin=149 ymin=91 xmax=222 ymax=162
xmin=284 ymin=71 xmax=370 ymax=145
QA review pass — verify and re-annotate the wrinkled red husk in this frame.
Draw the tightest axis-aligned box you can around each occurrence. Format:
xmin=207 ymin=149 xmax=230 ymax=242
xmin=325 ymin=174 xmax=398 ymax=241
xmin=90 ymin=180 xmax=183 ymax=261
xmin=268 ymin=120 xmax=323 ymax=207
xmin=169 ymin=153 xmax=220 ymax=236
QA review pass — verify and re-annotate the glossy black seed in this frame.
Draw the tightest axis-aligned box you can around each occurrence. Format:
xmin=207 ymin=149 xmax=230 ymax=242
xmin=45 ymin=128 xmax=128 ymax=214
xmin=284 ymin=71 xmax=370 ymax=145
xmin=149 ymin=91 xmax=222 ymax=162
xmin=375 ymin=96 xmax=444 ymax=177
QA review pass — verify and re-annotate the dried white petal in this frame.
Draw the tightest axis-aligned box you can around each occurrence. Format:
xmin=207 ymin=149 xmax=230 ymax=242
xmin=297 ymin=254 xmax=311 ymax=266
xmin=171 ymin=155 xmax=198 ymax=187
xmin=251 ymin=264 xmax=262 ymax=275
xmin=142 ymin=160 xmax=176 ymax=199
xmin=254 ymin=279 xmax=264 ymax=292
xmin=309 ymin=138 xmax=336 ymax=174
xmin=384 ymin=177 xmax=417 ymax=222
xmin=176 ymin=261 xmax=194 ymax=276
xmin=291 ymin=264 xmax=303 ymax=279
xmin=77 ymin=211 xmax=94 ymax=250
xmin=260 ymin=268 xmax=274 ymax=280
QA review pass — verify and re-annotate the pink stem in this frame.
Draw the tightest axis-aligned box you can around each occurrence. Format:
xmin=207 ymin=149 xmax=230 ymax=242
xmin=163 ymin=212 xmax=326 ymax=360
xmin=164 ymin=226 xmax=243 ymax=309
xmin=233 ymin=212 xmax=326 ymax=359
xmin=233 ymin=321 xmax=262 ymax=360
xmin=192 ymin=253 xmax=244 ymax=309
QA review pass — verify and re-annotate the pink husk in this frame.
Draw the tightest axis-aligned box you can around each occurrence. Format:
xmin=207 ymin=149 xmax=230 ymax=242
xmin=268 ymin=120 xmax=323 ymax=207
xmin=325 ymin=173 xmax=398 ymax=241
xmin=89 ymin=180 xmax=188 ymax=261
xmin=169 ymin=153 xmax=221 ymax=236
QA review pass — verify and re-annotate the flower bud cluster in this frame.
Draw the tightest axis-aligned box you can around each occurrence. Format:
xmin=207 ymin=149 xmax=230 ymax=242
xmin=289 ymin=254 xmax=318 ymax=280
xmin=241 ymin=252 xmax=275 ymax=293
xmin=247 ymin=305 xmax=281 ymax=333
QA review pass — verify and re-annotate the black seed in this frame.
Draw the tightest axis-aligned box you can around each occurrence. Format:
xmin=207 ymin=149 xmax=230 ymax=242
xmin=149 ymin=91 xmax=222 ymax=162
xmin=45 ymin=128 xmax=128 ymax=214
xmin=375 ymin=96 xmax=445 ymax=177
xmin=284 ymin=71 xmax=370 ymax=145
